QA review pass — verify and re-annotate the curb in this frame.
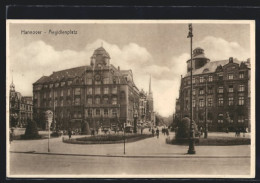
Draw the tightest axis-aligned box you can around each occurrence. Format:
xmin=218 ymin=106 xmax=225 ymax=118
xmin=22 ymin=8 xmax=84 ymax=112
xmin=10 ymin=151 xmax=250 ymax=159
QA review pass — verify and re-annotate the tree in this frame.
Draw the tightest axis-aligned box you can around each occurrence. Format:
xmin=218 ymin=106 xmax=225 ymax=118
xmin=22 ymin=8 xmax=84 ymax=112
xmin=22 ymin=119 xmax=41 ymax=139
xmin=175 ymin=117 xmax=199 ymax=139
xmin=81 ymin=121 xmax=91 ymax=135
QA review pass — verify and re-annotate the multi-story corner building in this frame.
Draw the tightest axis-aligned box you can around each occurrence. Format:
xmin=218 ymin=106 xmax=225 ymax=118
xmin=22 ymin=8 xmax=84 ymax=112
xmin=33 ymin=46 xmax=140 ymax=131
xmin=9 ymin=81 xmax=33 ymax=128
xmin=175 ymin=47 xmax=251 ymax=132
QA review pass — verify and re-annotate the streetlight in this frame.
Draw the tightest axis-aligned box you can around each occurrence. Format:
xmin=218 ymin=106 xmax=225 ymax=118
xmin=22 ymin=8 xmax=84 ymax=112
xmin=123 ymin=122 xmax=126 ymax=154
xmin=204 ymin=76 xmax=208 ymax=138
xmin=187 ymin=23 xmax=196 ymax=154
xmin=134 ymin=109 xmax=138 ymax=133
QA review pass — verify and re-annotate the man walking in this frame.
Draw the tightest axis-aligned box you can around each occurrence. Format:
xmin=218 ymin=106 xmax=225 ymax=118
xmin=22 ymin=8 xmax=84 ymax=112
xmin=156 ymin=128 xmax=159 ymax=139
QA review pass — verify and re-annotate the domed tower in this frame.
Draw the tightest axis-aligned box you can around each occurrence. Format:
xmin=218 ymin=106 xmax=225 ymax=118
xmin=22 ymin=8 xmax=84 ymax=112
xmin=90 ymin=47 xmax=111 ymax=68
xmin=186 ymin=47 xmax=210 ymax=72
xmin=10 ymin=82 xmax=15 ymax=92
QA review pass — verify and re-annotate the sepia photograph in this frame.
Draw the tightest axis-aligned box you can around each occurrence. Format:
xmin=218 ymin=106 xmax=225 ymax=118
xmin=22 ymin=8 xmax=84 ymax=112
xmin=6 ymin=20 xmax=255 ymax=178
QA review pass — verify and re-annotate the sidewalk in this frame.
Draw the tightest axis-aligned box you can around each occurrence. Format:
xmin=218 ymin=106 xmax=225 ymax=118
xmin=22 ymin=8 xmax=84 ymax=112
xmin=9 ymin=131 xmax=251 ymax=158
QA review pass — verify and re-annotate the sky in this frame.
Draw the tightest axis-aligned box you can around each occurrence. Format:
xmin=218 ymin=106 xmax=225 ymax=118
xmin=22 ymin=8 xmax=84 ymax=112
xmin=7 ymin=21 xmax=252 ymax=117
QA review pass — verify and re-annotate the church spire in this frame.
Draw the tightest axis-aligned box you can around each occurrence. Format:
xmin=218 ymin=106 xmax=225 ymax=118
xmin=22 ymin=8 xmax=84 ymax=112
xmin=10 ymin=69 xmax=15 ymax=92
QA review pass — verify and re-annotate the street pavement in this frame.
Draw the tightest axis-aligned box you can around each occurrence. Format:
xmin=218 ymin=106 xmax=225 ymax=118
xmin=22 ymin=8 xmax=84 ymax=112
xmin=8 ymin=129 xmax=252 ymax=177
xmin=10 ymin=129 xmax=251 ymax=157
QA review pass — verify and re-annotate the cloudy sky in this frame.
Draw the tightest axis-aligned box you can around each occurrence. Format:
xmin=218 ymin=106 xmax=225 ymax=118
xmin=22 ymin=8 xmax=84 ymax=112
xmin=7 ymin=21 xmax=252 ymax=117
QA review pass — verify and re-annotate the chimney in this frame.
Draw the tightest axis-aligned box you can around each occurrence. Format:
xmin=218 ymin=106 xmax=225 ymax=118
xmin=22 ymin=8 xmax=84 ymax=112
xmin=229 ymin=57 xmax=233 ymax=63
xmin=118 ymin=66 xmax=120 ymax=71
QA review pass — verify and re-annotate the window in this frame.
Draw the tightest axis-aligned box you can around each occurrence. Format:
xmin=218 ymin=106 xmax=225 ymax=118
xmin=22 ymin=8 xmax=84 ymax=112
xmin=199 ymin=99 xmax=204 ymax=107
xmin=239 ymin=85 xmax=245 ymax=92
xmin=218 ymin=114 xmax=224 ymax=123
xmin=54 ymin=91 xmax=57 ymax=98
xmin=228 ymin=114 xmax=234 ymax=123
xmin=75 ymin=98 xmax=80 ymax=105
xmin=192 ymin=89 xmax=196 ymax=96
xmin=61 ymin=82 xmax=65 ymax=86
xmin=208 ymin=98 xmax=212 ymax=107
xmin=78 ymin=112 xmax=82 ymax=118
xmin=238 ymin=116 xmax=244 ymax=123
xmin=60 ymin=100 xmax=64 ymax=106
xmin=68 ymin=81 xmax=72 ymax=85
xmin=68 ymin=89 xmax=71 ymax=96
xmin=61 ymin=90 xmax=63 ymax=96
xmin=228 ymin=85 xmax=233 ymax=93
xmin=50 ymin=84 xmax=53 ymax=88
xmin=199 ymin=76 xmax=204 ymax=83
xmin=87 ymin=98 xmax=92 ymax=105
xmin=112 ymin=109 xmax=117 ymax=117
xmin=208 ymin=87 xmax=213 ymax=94
xmin=43 ymin=93 xmax=46 ymax=99
xmin=49 ymin=101 xmax=52 ymax=107
xmin=95 ymin=97 xmax=100 ymax=104
xmin=239 ymin=72 xmax=244 ymax=79
xmin=218 ymin=74 xmax=223 ymax=80
xmin=103 ymin=97 xmax=109 ymax=104
xmin=75 ymin=88 xmax=81 ymax=95
xmin=192 ymin=77 xmax=195 ymax=84
xmin=86 ymin=78 xmax=92 ymax=85
xmin=238 ymin=96 xmax=244 ymax=106
xmin=88 ymin=109 xmax=92 ymax=117
xmin=104 ymin=109 xmax=108 ymax=116
xmin=199 ymin=88 xmax=204 ymax=95
xmin=218 ymin=97 xmax=224 ymax=106
xmin=87 ymin=88 xmax=92 ymax=95
xmin=112 ymin=97 xmax=117 ymax=105
xmin=96 ymin=109 xmax=100 ymax=116
xmin=112 ymin=86 xmax=117 ymax=94
xmin=104 ymin=87 xmax=109 ymax=94
xmin=218 ymin=86 xmax=224 ymax=93
xmin=228 ymin=97 xmax=234 ymax=106
xmin=228 ymin=73 xmax=234 ymax=80
xmin=192 ymin=99 xmax=196 ymax=107
xmin=103 ymin=78 xmax=109 ymax=84
xmin=95 ymin=80 xmax=101 ymax=85
xmin=95 ymin=87 xmax=101 ymax=94
xmin=208 ymin=75 xmax=213 ymax=82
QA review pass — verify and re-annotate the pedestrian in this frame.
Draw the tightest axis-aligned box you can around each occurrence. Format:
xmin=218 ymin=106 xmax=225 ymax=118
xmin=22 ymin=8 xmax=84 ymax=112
xmin=141 ymin=128 xmax=143 ymax=135
xmin=68 ymin=129 xmax=72 ymax=140
xmin=152 ymin=128 xmax=155 ymax=137
xmin=156 ymin=128 xmax=159 ymax=139
xmin=226 ymin=127 xmax=229 ymax=133
xmin=9 ymin=129 xmax=14 ymax=144
xmin=200 ymin=127 xmax=203 ymax=137
xmin=166 ymin=128 xmax=169 ymax=136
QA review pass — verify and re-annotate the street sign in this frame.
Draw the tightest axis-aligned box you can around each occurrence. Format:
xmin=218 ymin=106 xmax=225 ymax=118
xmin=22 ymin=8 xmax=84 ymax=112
xmin=45 ymin=110 xmax=53 ymax=128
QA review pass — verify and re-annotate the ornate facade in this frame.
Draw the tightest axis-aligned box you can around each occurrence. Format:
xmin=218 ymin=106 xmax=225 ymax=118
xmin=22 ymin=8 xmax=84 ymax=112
xmin=9 ymin=81 xmax=33 ymax=127
xmin=33 ymin=47 xmax=141 ymax=131
xmin=175 ymin=47 xmax=251 ymax=132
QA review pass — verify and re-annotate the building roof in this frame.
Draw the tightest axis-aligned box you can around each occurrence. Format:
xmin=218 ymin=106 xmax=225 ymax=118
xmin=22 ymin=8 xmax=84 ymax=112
xmin=33 ymin=66 xmax=87 ymax=84
xmin=92 ymin=47 xmax=110 ymax=58
xmin=184 ymin=58 xmax=242 ymax=77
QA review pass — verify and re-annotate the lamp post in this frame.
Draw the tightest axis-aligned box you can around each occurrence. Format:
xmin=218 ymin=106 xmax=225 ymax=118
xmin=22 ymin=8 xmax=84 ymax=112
xmin=204 ymin=76 xmax=208 ymax=138
xmin=134 ymin=109 xmax=138 ymax=133
xmin=123 ymin=122 xmax=126 ymax=154
xmin=187 ymin=23 xmax=196 ymax=154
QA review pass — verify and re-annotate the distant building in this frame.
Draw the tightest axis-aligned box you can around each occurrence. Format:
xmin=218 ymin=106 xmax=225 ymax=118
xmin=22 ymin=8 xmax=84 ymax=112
xmin=33 ymin=47 xmax=141 ymax=131
xmin=175 ymin=47 xmax=251 ymax=132
xmin=9 ymin=80 xmax=33 ymax=127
